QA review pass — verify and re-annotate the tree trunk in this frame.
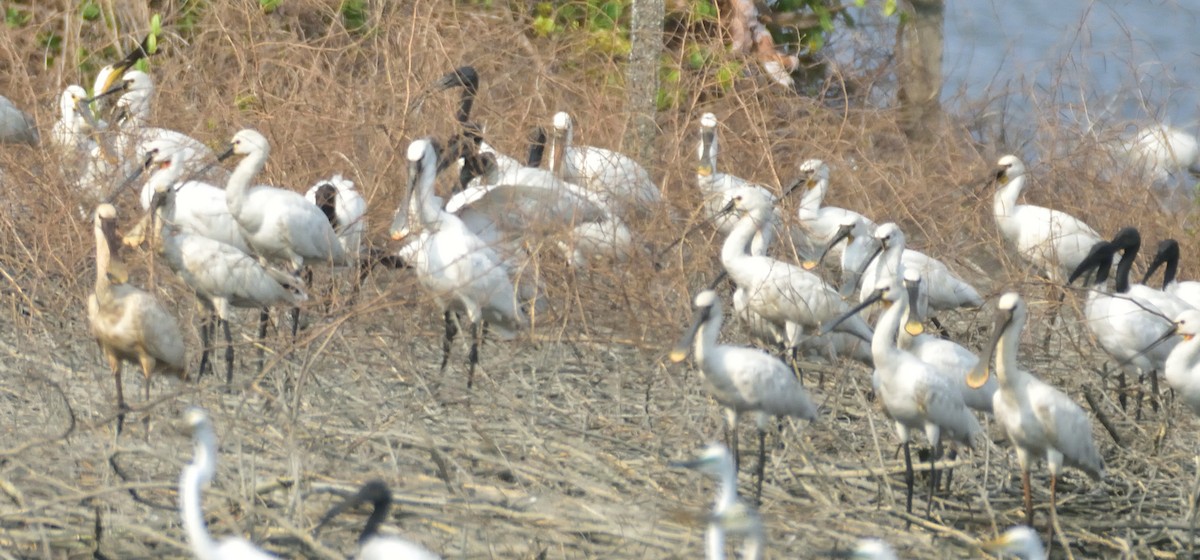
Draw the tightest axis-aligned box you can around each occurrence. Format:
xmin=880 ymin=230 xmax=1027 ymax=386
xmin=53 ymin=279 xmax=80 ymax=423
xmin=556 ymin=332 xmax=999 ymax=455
xmin=896 ymin=0 xmax=945 ymax=141
xmin=624 ymin=0 xmax=664 ymax=164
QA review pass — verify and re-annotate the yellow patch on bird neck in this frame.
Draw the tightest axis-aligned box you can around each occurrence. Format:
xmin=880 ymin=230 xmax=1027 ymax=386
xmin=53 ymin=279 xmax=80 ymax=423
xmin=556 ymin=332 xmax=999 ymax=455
xmin=106 ymin=258 xmax=130 ymax=284
xmin=696 ymin=165 xmax=713 ymax=177
xmin=801 ymin=260 xmax=818 ymax=271
xmin=1184 ymin=334 xmax=1195 ymax=342
xmin=669 ymin=348 xmax=689 ymax=363
xmin=965 ymin=366 xmax=990 ymax=389
xmin=997 ymin=174 xmax=1009 ymax=185
xmin=904 ymin=320 xmax=924 ymax=336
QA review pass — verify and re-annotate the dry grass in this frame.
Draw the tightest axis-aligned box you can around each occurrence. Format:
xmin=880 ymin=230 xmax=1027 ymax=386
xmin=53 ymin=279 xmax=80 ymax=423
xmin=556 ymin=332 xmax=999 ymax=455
xmin=2 ymin=1 xmax=1199 ymax=558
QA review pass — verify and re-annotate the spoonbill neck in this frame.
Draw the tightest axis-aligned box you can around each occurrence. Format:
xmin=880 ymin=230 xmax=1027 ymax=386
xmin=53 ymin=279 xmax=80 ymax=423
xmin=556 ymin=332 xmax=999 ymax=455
xmin=994 ymin=315 xmax=1023 ymax=388
xmin=226 ymin=147 xmax=268 ymax=218
xmin=993 ymin=173 xmax=1025 ymax=219
xmin=871 ymin=297 xmax=906 ymax=365
xmin=692 ymin=306 xmax=723 ymax=365
xmin=797 ymin=177 xmax=828 ymax=217
xmin=721 ymin=208 xmax=771 ymax=267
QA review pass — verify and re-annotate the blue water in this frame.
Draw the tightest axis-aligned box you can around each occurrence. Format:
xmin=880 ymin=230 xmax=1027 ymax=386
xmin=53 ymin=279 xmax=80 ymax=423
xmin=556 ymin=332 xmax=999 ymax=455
xmin=943 ymin=0 xmax=1200 ymax=130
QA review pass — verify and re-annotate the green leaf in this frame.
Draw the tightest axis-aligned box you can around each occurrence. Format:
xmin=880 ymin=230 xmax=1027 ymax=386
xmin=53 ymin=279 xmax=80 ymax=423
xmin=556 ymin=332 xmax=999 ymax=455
xmin=883 ymin=0 xmax=897 ymax=17
xmin=147 ymin=33 xmax=157 ymax=55
xmin=259 ymin=0 xmax=281 ymax=14
xmin=693 ymin=0 xmax=716 ymax=19
xmin=150 ymin=14 xmax=162 ymax=36
xmin=855 ymin=0 xmax=866 ymax=6
xmin=134 ymin=59 xmax=150 ymax=73
xmin=715 ymin=62 xmax=739 ymax=91
xmin=80 ymin=1 xmax=101 ymax=21
xmin=5 ymin=7 xmax=31 ymax=28
xmin=341 ymin=0 xmax=368 ymax=33
xmin=532 ymin=15 xmax=556 ymax=36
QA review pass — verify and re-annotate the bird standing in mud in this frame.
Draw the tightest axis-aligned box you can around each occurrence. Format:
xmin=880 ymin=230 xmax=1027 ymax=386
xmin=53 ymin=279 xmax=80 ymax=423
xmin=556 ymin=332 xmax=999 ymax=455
xmin=671 ymin=282 xmax=818 ymax=502
xmin=967 ymin=293 xmax=1105 ymax=529
xmin=88 ymin=203 xmax=185 ymax=434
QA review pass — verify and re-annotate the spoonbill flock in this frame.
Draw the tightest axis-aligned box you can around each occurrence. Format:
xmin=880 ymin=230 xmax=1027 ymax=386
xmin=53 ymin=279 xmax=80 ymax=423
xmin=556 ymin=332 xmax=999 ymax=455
xmin=9 ymin=33 xmax=1200 ymax=558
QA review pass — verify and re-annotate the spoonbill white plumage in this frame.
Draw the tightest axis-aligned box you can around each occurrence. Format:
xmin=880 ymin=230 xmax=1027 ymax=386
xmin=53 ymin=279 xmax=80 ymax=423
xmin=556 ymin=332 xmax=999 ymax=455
xmin=218 ymin=129 xmax=347 ymax=270
xmin=1070 ymin=230 xmax=1178 ymax=412
xmin=695 ymin=113 xmax=778 ymax=256
xmin=390 ymin=138 xmax=529 ymax=388
xmin=790 ymin=159 xmax=875 ymax=265
xmin=720 ymin=188 xmax=873 ymax=373
xmin=1119 ymin=124 xmax=1200 ymax=183
xmin=991 ymin=155 xmax=1102 ymax=284
xmin=88 ymin=203 xmax=186 ymax=434
xmin=1161 ymin=310 xmax=1200 ymax=416
xmin=548 ymin=111 xmax=662 ymax=217
xmin=97 ymin=70 xmax=219 ymax=178
xmin=446 ymin=133 xmax=633 ymax=266
xmin=979 ymin=526 xmax=1045 ymax=559
xmin=670 ymin=443 xmax=764 ymax=560
xmin=900 ymin=269 xmax=995 ymax=414
xmin=51 ymin=85 xmax=96 ymax=154
xmin=128 ymin=140 xmax=250 ymax=253
xmin=316 ymin=480 xmax=441 ymax=560
xmin=1142 ymin=239 xmax=1200 ymax=310
xmin=670 ymin=287 xmax=818 ymax=501
xmin=148 ymin=151 xmax=308 ymax=383
xmin=825 ymin=539 xmax=898 ymax=560
xmin=0 ymin=94 xmax=37 ymax=144
xmin=180 ymin=408 xmax=279 ymax=560
xmin=825 ymin=278 xmax=981 ymax=517
xmin=966 ymin=293 xmax=1105 ymax=528
xmin=839 ymin=221 xmax=983 ymax=316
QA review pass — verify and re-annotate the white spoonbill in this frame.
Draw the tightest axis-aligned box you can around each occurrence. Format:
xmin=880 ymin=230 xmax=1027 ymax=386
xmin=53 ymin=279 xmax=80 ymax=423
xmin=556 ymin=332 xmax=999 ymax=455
xmin=218 ymin=129 xmax=347 ymax=270
xmin=789 ymin=159 xmax=875 ymax=265
xmin=670 ymin=285 xmax=818 ymax=501
xmin=979 ymin=526 xmax=1045 ymax=559
xmin=849 ymin=223 xmax=979 ymax=316
xmin=51 ymin=85 xmax=94 ymax=153
xmin=1160 ymin=310 xmax=1200 ymax=416
xmin=695 ymin=113 xmax=777 ymax=255
xmin=447 ymin=133 xmax=633 ymax=266
xmin=93 ymin=70 xmax=219 ymax=179
xmin=316 ymin=480 xmax=440 ymax=560
xmin=180 ymin=407 xmax=279 ymax=560
xmin=1142 ymin=239 xmax=1200 ymax=310
xmin=670 ymin=443 xmax=765 ymax=560
xmin=1070 ymin=230 xmax=1178 ymax=413
xmin=991 ymin=155 xmax=1102 ymax=284
xmin=720 ymin=188 xmax=873 ymax=373
xmin=126 ymin=139 xmax=250 ymax=253
xmin=900 ymin=269 xmax=995 ymax=414
xmin=0 ymin=94 xmax=37 ymax=144
xmin=390 ymin=138 xmax=529 ymax=388
xmin=1118 ymin=124 xmax=1200 ymax=183
xmin=148 ymin=151 xmax=308 ymax=383
xmin=88 ymin=203 xmax=186 ymax=434
xmin=548 ymin=111 xmax=662 ymax=217
xmin=966 ymin=293 xmax=1105 ymax=528
xmin=825 ymin=278 xmax=981 ymax=517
